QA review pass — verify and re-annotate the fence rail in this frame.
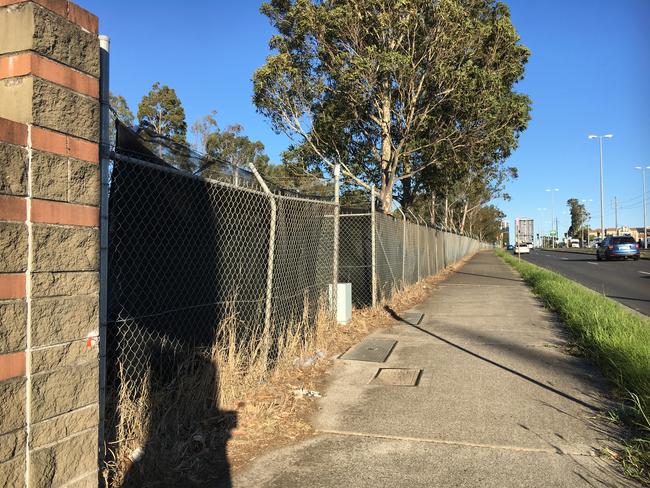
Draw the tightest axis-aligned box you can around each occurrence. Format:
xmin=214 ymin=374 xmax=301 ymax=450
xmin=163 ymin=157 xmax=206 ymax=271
xmin=105 ymin=151 xmax=490 ymax=382
xmin=102 ymin=144 xmax=491 ymax=467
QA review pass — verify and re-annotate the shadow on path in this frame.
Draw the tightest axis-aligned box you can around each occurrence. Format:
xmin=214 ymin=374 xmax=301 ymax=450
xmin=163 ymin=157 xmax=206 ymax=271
xmin=384 ymin=306 xmax=600 ymax=412
xmin=452 ymin=271 xmax=523 ymax=283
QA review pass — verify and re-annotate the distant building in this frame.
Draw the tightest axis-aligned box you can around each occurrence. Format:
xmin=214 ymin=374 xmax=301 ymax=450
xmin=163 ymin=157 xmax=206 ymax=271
xmin=588 ymin=226 xmax=648 ymax=240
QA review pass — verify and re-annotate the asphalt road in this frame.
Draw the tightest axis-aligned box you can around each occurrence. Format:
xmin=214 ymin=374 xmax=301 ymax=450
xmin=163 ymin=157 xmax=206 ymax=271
xmin=521 ymin=249 xmax=650 ymax=316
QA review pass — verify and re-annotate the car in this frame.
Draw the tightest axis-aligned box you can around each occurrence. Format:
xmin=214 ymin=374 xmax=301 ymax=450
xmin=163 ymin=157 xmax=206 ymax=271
xmin=596 ymin=236 xmax=640 ymax=261
xmin=514 ymin=244 xmax=530 ymax=254
xmin=506 ymin=244 xmax=514 ymax=251
xmin=526 ymin=242 xmax=534 ymax=249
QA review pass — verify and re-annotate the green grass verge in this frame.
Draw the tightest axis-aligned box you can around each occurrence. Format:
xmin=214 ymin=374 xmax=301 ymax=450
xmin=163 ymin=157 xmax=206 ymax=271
xmin=495 ymin=249 xmax=650 ymax=483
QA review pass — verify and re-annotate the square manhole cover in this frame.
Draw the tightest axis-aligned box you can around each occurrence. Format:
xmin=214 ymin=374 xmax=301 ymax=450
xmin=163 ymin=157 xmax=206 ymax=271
xmin=370 ymin=368 xmax=422 ymax=386
xmin=340 ymin=338 xmax=397 ymax=362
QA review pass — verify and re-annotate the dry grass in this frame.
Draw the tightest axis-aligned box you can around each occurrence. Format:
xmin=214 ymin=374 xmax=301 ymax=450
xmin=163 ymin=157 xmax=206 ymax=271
xmin=104 ymin=256 xmax=472 ymax=487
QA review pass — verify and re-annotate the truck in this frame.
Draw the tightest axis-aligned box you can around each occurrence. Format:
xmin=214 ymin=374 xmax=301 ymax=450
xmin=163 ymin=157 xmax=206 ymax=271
xmin=514 ymin=218 xmax=534 ymax=247
xmin=566 ymin=237 xmax=580 ymax=248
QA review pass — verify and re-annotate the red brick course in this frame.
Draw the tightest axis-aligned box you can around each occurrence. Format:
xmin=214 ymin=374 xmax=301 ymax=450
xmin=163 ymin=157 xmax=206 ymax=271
xmin=0 ymin=351 xmax=26 ymax=380
xmin=0 ymin=195 xmax=27 ymax=221
xmin=31 ymin=126 xmax=99 ymax=164
xmin=0 ymin=117 xmax=28 ymax=146
xmin=0 ymin=273 xmax=26 ymax=299
xmin=31 ymin=199 xmax=99 ymax=227
xmin=0 ymin=53 xmax=99 ymax=97
xmin=0 ymin=0 xmax=98 ymax=33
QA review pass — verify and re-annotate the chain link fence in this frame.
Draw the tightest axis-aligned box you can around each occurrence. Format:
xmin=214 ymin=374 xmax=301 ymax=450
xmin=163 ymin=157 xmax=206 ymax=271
xmin=106 ymin=163 xmax=336 ymax=387
xmin=340 ymin=206 xmax=490 ymax=307
xmin=102 ymin=122 xmax=491 ymax=471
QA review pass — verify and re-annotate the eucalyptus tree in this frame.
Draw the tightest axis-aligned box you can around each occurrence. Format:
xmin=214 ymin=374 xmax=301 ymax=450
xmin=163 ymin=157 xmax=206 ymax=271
xmin=254 ymin=0 xmax=530 ymax=213
xmin=137 ymin=82 xmax=187 ymax=144
xmin=567 ymin=198 xmax=589 ymax=238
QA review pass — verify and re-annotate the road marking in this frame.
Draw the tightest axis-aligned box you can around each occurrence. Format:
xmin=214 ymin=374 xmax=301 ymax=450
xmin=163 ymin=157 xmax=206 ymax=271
xmin=588 ymin=262 xmax=599 ymax=266
xmin=639 ymin=271 xmax=650 ymax=275
xmin=561 ymin=258 xmax=569 ymax=260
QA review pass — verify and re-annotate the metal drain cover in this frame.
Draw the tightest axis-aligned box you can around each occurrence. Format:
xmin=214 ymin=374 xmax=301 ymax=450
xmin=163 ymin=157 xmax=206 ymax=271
xmin=398 ymin=312 xmax=424 ymax=325
xmin=340 ymin=338 xmax=397 ymax=362
xmin=371 ymin=368 xmax=422 ymax=386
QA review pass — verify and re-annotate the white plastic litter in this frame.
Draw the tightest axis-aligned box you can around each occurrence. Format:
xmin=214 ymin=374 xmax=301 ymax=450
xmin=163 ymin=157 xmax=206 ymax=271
xmin=129 ymin=446 xmax=145 ymax=463
xmin=292 ymin=389 xmax=322 ymax=398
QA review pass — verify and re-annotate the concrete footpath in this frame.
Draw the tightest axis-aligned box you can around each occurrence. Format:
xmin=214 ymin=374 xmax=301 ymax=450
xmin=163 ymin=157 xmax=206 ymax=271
xmin=232 ymin=251 xmax=637 ymax=487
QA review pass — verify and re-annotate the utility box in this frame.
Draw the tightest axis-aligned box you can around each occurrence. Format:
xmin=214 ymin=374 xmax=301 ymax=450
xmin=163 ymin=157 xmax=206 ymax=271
xmin=329 ymin=283 xmax=352 ymax=324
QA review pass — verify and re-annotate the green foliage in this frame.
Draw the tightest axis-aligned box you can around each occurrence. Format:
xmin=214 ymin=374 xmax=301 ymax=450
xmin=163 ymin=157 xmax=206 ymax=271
xmin=109 ymin=92 xmax=134 ymax=126
xmin=137 ymin=82 xmax=187 ymax=144
xmin=496 ymin=249 xmax=650 ymax=483
xmin=566 ymin=198 xmax=589 ymax=238
xmin=254 ymin=0 xmax=531 ymax=215
xmin=468 ymin=205 xmax=505 ymax=241
xmin=205 ymin=125 xmax=270 ymax=171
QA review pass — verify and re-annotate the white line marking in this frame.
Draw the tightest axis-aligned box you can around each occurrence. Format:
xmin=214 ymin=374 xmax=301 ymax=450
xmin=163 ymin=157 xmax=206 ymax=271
xmin=588 ymin=262 xmax=599 ymax=266
xmin=639 ymin=271 xmax=650 ymax=275
xmin=561 ymin=258 xmax=569 ymax=260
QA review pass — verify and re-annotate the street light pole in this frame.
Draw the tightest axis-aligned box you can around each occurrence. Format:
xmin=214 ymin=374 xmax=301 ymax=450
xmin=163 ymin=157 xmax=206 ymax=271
xmin=588 ymin=134 xmax=613 ymax=238
xmin=546 ymin=188 xmax=558 ymax=248
xmin=635 ymin=165 xmax=650 ymax=249
xmin=537 ymin=207 xmax=546 ymax=247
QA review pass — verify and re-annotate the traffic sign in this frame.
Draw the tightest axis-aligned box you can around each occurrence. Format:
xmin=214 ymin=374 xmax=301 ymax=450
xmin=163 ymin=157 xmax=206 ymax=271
xmin=549 ymin=230 xmax=557 ymax=236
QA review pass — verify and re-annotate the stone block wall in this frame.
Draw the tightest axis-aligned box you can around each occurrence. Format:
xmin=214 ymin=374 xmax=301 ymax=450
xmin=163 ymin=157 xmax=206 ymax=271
xmin=0 ymin=1 xmax=100 ymax=486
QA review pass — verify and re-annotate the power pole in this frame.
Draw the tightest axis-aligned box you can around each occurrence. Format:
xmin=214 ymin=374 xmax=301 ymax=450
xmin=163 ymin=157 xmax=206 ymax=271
xmin=613 ymin=197 xmax=619 ymax=233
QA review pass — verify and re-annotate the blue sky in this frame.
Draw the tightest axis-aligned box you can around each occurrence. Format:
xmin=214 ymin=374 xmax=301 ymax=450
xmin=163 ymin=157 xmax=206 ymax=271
xmin=83 ymin=0 xmax=649 ymax=234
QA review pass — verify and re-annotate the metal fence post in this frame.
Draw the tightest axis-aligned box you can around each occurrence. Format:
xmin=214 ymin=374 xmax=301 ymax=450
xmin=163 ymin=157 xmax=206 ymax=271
xmin=420 ymin=217 xmax=430 ymax=276
xmin=408 ymin=210 xmax=420 ymax=281
xmin=371 ymin=185 xmax=377 ymax=307
xmin=249 ymin=163 xmax=276 ymax=331
xmin=434 ymin=227 xmax=439 ymax=274
xmin=332 ymin=163 xmax=340 ymax=319
xmin=396 ymin=207 xmax=406 ymax=285
xmin=98 ymin=34 xmax=110 ymax=461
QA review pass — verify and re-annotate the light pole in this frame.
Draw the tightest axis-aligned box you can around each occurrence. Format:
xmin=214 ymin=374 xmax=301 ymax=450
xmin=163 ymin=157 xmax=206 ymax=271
xmin=635 ymin=165 xmax=650 ymax=249
xmin=581 ymin=198 xmax=593 ymax=247
xmin=537 ymin=207 xmax=546 ymax=247
xmin=588 ymin=133 xmax=613 ymax=238
xmin=545 ymin=188 xmax=559 ymax=248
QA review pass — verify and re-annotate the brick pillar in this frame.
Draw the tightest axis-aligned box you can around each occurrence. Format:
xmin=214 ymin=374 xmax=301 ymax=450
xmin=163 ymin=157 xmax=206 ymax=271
xmin=0 ymin=1 xmax=101 ymax=486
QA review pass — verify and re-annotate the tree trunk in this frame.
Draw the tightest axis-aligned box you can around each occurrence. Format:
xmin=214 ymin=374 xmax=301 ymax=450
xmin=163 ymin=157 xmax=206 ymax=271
xmin=460 ymin=201 xmax=469 ymax=234
xmin=429 ymin=193 xmax=436 ymax=226
xmin=444 ymin=196 xmax=449 ymax=229
xmin=379 ymin=174 xmax=393 ymax=213
xmin=379 ymin=90 xmax=393 ymax=214
xmin=400 ymin=177 xmax=415 ymax=210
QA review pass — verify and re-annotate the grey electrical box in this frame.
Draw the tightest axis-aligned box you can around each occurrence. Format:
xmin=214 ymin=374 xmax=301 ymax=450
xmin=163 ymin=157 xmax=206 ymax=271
xmin=329 ymin=283 xmax=352 ymax=324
